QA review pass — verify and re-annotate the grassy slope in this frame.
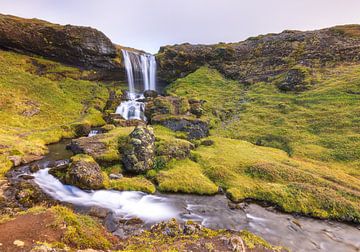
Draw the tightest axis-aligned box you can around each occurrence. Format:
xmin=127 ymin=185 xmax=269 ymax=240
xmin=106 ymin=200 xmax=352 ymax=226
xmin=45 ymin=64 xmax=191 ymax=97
xmin=0 ymin=50 xmax=109 ymax=177
xmin=166 ymin=66 xmax=360 ymax=222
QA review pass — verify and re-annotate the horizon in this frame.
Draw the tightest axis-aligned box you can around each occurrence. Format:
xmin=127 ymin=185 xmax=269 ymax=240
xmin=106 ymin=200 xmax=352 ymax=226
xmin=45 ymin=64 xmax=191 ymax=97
xmin=1 ymin=0 xmax=360 ymax=53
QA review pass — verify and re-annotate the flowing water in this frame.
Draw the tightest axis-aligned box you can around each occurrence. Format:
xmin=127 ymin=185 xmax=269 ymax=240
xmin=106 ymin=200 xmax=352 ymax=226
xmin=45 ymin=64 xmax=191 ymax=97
xmin=26 ymin=142 xmax=360 ymax=252
xmin=116 ymin=49 xmax=157 ymax=121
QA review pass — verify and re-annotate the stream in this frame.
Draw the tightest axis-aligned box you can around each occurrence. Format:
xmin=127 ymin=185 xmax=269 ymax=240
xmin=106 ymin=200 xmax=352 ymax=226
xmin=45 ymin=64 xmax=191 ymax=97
xmin=8 ymin=139 xmax=360 ymax=252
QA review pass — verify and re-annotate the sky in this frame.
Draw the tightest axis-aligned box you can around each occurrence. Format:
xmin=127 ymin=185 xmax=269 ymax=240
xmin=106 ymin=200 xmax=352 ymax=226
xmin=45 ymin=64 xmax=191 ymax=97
xmin=1 ymin=0 xmax=360 ymax=53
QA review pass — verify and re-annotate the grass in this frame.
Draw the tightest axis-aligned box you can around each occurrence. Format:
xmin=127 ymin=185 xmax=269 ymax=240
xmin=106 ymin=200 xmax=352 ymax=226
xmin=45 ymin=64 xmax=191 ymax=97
xmin=121 ymin=218 xmax=282 ymax=251
xmin=95 ymin=126 xmax=134 ymax=164
xmin=156 ymin=159 xmax=218 ymax=195
xmin=166 ymin=66 xmax=360 ymax=222
xmin=0 ymin=50 xmax=109 ymax=177
xmin=103 ymin=173 xmax=156 ymax=194
xmin=166 ymin=66 xmax=360 ymax=167
xmin=192 ymin=136 xmax=360 ymax=222
xmin=51 ymin=205 xmax=115 ymax=249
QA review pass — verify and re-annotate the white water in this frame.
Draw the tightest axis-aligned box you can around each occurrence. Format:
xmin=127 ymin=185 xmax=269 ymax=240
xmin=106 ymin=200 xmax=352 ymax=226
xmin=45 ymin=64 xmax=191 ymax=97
xmin=34 ymin=168 xmax=179 ymax=222
xmin=115 ymin=99 xmax=146 ymax=120
xmin=88 ymin=130 xmax=99 ymax=137
xmin=116 ymin=49 xmax=157 ymax=121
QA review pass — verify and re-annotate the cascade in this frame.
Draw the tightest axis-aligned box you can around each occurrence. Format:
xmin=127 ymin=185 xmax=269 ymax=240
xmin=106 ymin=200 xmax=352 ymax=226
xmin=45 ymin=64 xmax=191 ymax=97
xmin=115 ymin=50 xmax=157 ymax=120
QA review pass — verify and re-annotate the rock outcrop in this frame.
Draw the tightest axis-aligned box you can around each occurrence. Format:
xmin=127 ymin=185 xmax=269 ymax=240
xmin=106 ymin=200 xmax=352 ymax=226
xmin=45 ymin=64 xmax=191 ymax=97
xmin=0 ymin=14 xmax=124 ymax=80
xmin=156 ymin=25 xmax=360 ymax=87
xmin=121 ymin=126 xmax=155 ymax=174
xmin=145 ymin=96 xmax=209 ymax=139
xmin=65 ymin=154 xmax=104 ymax=189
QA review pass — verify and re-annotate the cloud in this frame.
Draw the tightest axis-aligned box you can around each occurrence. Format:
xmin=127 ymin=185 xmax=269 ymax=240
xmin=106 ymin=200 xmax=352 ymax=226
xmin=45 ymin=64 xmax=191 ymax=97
xmin=1 ymin=0 xmax=360 ymax=53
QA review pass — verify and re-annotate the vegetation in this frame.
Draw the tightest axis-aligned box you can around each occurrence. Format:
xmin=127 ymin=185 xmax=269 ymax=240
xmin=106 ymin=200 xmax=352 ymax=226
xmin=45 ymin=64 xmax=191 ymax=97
xmin=167 ymin=66 xmax=360 ymax=167
xmin=166 ymin=66 xmax=360 ymax=222
xmin=156 ymin=159 xmax=218 ymax=195
xmin=51 ymin=205 xmax=115 ymax=249
xmin=0 ymin=50 xmax=109 ymax=177
xmin=120 ymin=218 xmax=282 ymax=251
xmin=103 ymin=173 xmax=156 ymax=193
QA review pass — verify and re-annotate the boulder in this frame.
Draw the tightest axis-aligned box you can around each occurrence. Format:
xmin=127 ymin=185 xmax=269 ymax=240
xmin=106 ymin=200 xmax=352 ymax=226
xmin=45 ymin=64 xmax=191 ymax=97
xmin=144 ymin=90 xmax=158 ymax=99
xmin=152 ymin=115 xmax=209 ymax=140
xmin=145 ymin=96 xmax=189 ymax=119
xmin=121 ymin=126 xmax=155 ymax=174
xmin=65 ymin=155 xmax=104 ymax=189
xmin=277 ymin=67 xmax=313 ymax=92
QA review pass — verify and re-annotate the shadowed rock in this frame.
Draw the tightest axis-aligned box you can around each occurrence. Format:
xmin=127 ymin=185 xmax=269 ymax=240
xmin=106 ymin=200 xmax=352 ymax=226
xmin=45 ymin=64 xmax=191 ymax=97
xmin=0 ymin=14 xmax=124 ymax=80
xmin=121 ymin=126 xmax=155 ymax=174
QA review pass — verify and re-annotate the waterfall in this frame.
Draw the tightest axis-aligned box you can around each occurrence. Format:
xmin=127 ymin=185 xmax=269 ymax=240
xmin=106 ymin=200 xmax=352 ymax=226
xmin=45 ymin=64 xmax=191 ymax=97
xmin=116 ymin=49 xmax=157 ymax=120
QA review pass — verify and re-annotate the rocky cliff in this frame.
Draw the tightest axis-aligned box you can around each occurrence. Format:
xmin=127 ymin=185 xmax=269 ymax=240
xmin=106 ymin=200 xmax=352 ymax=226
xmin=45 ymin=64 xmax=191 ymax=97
xmin=156 ymin=25 xmax=360 ymax=88
xmin=0 ymin=14 xmax=124 ymax=80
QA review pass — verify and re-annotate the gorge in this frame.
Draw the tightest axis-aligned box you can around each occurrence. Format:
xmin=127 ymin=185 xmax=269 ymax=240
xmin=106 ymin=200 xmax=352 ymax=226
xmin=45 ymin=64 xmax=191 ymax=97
xmin=0 ymin=13 xmax=359 ymax=252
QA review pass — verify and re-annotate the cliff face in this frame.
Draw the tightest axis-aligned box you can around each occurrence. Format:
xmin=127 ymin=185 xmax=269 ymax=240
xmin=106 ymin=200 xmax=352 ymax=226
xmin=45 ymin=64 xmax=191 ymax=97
xmin=0 ymin=14 xmax=124 ymax=80
xmin=156 ymin=25 xmax=360 ymax=85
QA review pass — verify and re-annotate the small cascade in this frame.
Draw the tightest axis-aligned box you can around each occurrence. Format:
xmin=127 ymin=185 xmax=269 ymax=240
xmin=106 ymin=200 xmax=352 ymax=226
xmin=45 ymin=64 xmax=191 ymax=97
xmin=88 ymin=130 xmax=99 ymax=137
xmin=116 ymin=49 xmax=157 ymax=121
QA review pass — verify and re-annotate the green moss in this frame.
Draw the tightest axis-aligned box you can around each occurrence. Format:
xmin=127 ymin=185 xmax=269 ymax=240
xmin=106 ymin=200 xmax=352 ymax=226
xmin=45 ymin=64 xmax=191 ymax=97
xmin=156 ymin=159 xmax=218 ymax=195
xmin=192 ymin=137 xmax=360 ymax=222
xmin=240 ymin=230 xmax=283 ymax=251
xmin=0 ymin=50 xmax=109 ymax=177
xmin=71 ymin=154 xmax=97 ymax=163
xmin=51 ymin=205 xmax=114 ymax=249
xmin=167 ymin=65 xmax=360 ymax=167
xmin=103 ymin=173 xmax=156 ymax=194
xmin=96 ymin=127 xmax=134 ymax=164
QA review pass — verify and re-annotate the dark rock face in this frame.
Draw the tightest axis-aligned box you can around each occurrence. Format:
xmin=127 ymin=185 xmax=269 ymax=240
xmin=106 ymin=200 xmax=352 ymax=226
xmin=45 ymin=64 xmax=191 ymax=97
xmin=121 ymin=126 xmax=155 ymax=174
xmin=277 ymin=67 xmax=312 ymax=92
xmin=144 ymin=90 xmax=158 ymax=99
xmin=152 ymin=115 xmax=209 ymax=140
xmin=69 ymin=136 xmax=107 ymax=159
xmin=156 ymin=25 xmax=360 ymax=85
xmin=145 ymin=96 xmax=190 ymax=120
xmin=0 ymin=14 xmax=123 ymax=79
xmin=65 ymin=155 xmax=104 ymax=190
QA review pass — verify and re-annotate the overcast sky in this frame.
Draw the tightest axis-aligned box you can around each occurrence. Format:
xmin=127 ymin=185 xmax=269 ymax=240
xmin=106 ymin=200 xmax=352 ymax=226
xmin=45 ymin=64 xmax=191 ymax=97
xmin=1 ymin=0 xmax=360 ymax=53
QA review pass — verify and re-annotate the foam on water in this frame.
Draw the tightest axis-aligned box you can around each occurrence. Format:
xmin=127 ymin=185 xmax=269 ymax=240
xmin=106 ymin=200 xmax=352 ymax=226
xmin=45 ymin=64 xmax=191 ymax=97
xmin=115 ymin=49 xmax=157 ymax=121
xmin=34 ymin=168 xmax=179 ymax=222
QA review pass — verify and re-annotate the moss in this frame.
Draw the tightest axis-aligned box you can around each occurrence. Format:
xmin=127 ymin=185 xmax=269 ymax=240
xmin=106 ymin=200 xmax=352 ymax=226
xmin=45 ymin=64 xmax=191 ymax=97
xmin=166 ymin=65 xmax=360 ymax=167
xmin=330 ymin=24 xmax=360 ymax=37
xmin=0 ymin=50 xmax=109 ymax=177
xmin=103 ymin=173 xmax=156 ymax=194
xmin=156 ymin=159 xmax=218 ymax=195
xmin=240 ymin=230 xmax=283 ymax=251
xmin=96 ymin=126 xmax=134 ymax=164
xmin=51 ymin=205 xmax=114 ymax=249
xmin=192 ymin=136 xmax=360 ymax=222
xmin=70 ymin=154 xmax=97 ymax=163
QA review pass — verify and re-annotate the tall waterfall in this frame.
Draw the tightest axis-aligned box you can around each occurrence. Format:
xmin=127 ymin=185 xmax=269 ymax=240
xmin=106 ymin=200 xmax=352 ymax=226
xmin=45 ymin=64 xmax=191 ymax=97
xmin=116 ymin=49 xmax=157 ymax=120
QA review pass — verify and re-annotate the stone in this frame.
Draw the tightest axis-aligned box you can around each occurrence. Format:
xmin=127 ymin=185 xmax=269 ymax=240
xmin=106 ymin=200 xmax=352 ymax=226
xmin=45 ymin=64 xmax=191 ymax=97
xmin=13 ymin=240 xmax=25 ymax=247
xmin=228 ymin=235 xmax=246 ymax=252
xmin=156 ymin=26 xmax=360 ymax=85
xmin=73 ymin=122 xmax=91 ymax=137
xmin=65 ymin=155 xmax=104 ymax=190
xmin=0 ymin=14 xmax=121 ymax=75
xmin=277 ymin=67 xmax=313 ymax=92
xmin=8 ymin=155 xmax=21 ymax=166
xmin=201 ymin=139 xmax=215 ymax=146
xmin=152 ymin=115 xmax=209 ymax=140
xmin=109 ymin=173 xmax=123 ymax=180
xmin=183 ymin=221 xmax=202 ymax=235
xmin=29 ymin=163 xmax=41 ymax=173
xmin=18 ymin=174 xmax=34 ymax=180
xmin=121 ymin=126 xmax=155 ymax=174
xmin=144 ymin=90 xmax=158 ymax=98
